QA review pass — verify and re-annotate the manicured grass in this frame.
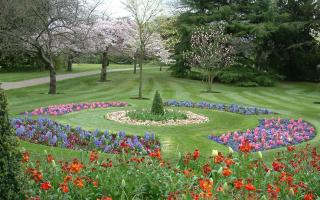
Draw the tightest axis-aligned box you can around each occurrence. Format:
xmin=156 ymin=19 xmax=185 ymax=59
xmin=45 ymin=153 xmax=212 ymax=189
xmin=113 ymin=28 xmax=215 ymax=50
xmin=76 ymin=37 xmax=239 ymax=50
xmin=0 ymin=63 xmax=133 ymax=82
xmin=6 ymin=67 xmax=320 ymax=163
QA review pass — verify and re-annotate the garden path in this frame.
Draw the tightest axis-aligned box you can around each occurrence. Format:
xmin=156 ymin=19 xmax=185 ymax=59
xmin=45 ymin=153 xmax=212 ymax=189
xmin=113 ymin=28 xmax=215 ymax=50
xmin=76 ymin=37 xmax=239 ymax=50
xmin=1 ymin=67 xmax=159 ymax=90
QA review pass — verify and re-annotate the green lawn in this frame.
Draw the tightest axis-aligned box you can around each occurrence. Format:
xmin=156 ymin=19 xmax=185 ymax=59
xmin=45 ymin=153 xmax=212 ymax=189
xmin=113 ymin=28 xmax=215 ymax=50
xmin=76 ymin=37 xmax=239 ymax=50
xmin=5 ymin=67 xmax=320 ymax=163
xmin=0 ymin=63 xmax=133 ymax=82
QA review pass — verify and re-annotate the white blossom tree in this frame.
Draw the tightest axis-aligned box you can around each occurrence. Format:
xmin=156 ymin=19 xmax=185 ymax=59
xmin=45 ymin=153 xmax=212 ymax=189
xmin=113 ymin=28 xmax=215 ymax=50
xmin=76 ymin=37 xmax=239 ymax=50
xmin=123 ymin=0 xmax=162 ymax=99
xmin=0 ymin=0 xmax=100 ymax=94
xmin=186 ymin=24 xmax=234 ymax=92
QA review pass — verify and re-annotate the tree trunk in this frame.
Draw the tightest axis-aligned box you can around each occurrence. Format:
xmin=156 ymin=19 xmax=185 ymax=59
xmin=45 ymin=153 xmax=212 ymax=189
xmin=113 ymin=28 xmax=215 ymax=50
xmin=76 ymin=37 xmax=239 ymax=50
xmin=100 ymin=47 xmax=109 ymax=82
xmin=138 ymin=51 xmax=143 ymax=99
xmin=67 ymin=54 xmax=73 ymax=72
xmin=160 ymin=64 xmax=162 ymax=71
xmin=48 ymin=62 xmax=56 ymax=94
xmin=133 ymin=56 xmax=137 ymax=74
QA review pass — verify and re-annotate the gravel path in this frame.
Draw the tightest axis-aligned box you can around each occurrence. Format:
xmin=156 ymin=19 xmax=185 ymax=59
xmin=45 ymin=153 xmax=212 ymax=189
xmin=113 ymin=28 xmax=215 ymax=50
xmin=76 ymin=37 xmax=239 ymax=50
xmin=1 ymin=67 xmax=156 ymax=90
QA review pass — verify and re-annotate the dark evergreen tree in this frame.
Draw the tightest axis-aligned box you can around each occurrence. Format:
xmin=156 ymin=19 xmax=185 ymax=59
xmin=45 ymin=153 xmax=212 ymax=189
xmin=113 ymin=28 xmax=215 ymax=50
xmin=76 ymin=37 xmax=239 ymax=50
xmin=0 ymin=88 xmax=22 ymax=200
xmin=151 ymin=91 xmax=165 ymax=115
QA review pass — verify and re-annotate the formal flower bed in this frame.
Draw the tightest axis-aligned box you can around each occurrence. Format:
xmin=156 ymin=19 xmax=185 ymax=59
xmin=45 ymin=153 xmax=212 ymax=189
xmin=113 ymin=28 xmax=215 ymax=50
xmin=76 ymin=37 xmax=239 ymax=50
xmin=209 ymin=118 xmax=316 ymax=152
xmin=24 ymin=102 xmax=128 ymax=116
xmin=21 ymin=144 xmax=319 ymax=199
xmin=12 ymin=117 xmax=159 ymax=154
xmin=165 ymin=100 xmax=274 ymax=115
xmin=105 ymin=110 xmax=209 ymax=126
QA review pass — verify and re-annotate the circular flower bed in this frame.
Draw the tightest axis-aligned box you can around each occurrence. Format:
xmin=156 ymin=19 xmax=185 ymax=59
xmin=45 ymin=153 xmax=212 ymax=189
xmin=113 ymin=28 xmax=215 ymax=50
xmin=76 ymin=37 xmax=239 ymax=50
xmin=12 ymin=117 xmax=159 ymax=155
xmin=208 ymin=118 xmax=316 ymax=152
xmin=105 ymin=110 xmax=209 ymax=126
xmin=165 ymin=100 xmax=274 ymax=115
xmin=24 ymin=101 xmax=128 ymax=116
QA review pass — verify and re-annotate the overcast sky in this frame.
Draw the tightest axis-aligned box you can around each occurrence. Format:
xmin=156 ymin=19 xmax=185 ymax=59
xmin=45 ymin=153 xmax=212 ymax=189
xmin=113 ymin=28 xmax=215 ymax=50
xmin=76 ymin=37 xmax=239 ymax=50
xmin=97 ymin=0 xmax=174 ymax=18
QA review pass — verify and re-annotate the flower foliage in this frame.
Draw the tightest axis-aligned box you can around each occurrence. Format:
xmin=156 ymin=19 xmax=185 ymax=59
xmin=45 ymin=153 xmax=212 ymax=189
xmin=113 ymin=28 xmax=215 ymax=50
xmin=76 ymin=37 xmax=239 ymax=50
xmin=165 ymin=100 xmax=273 ymax=115
xmin=209 ymin=118 xmax=316 ymax=152
xmin=24 ymin=102 xmax=128 ymax=116
xmin=12 ymin=117 xmax=159 ymax=155
xmin=21 ymin=144 xmax=319 ymax=199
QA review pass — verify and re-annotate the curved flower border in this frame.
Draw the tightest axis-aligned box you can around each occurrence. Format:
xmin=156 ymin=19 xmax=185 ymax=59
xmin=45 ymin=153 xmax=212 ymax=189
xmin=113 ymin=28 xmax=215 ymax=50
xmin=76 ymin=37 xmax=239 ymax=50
xmin=12 ymin=117 xmax=159 ymax=155
xmin=165 ymin=100 xmax=274 ymax=115
xmin=209 ymin=118 xmax=316 ymax=152
xmin=23 ymin=101 xmax=128 ymax=116
xmin=105 ymin=110 xmax=209 ymax=126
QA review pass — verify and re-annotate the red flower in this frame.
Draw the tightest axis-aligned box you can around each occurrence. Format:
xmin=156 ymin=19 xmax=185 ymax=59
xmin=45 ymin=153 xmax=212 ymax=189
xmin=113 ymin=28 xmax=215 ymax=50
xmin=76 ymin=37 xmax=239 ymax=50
xmin=64 ymin=175 xmax=72 ymax=183
xmin=193 ymin=149 xmax=200 ymax=160
xmin=287 ymin=146 xmax=296 ymax=152
xmin=202 ymin=163 xmax=212 ymax=176
xmin=245 ymin=183 xmax=256 ymax=191
xmin=22 ymin=152 xmax=30 ymax=163
xmin=267 ymin=184 xmax=280 ymax=199
xmin=272 ymin=161 xmax=285 ymax=172
xmin=97 ymin=197 xmax=112 ymax=200
xmin=40 ymin=181 xmax=52 ymax=190
xmin=90 ymin=151 xmax=99 ymax=163
xmin=59 ymin=182 xmax=69 ymax=193
xmin=304 ymin=193 xmax=314 ymax=200
xmin=234 ymin=179 xmax=243 ymax=189
xmin=222 ymin=167 xmax=232 ymax=177
xmin=47 ymin=154 xmax=54 ymax=163
xmin=239 ymin=140 xmax=253 ymax=153
xmin=93 ymin=180 xmax=99 ymax=188
xmin=214 ymin=153 xmax=224 ymax=164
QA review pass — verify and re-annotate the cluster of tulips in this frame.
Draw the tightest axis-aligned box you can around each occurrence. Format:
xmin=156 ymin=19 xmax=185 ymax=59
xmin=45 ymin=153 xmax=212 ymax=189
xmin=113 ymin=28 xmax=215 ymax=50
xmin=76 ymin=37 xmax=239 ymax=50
xmin=209 ymin=118 xmax=316 ymax=152
xmin=12 ymin=117 xmax=160 ymax=155
xmin=22 ymin=141 xmax=319 ymax=200
xmin=24 ymin=102 xmax=128 ymax=116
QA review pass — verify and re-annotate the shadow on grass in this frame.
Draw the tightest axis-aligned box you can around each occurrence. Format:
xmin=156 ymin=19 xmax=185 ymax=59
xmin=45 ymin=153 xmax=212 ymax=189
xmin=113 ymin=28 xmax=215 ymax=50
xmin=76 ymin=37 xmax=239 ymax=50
xmin=130 ymin=97 xmax=150 ymax=100
xmin=200 ymin=91 xmax=221 ymax=94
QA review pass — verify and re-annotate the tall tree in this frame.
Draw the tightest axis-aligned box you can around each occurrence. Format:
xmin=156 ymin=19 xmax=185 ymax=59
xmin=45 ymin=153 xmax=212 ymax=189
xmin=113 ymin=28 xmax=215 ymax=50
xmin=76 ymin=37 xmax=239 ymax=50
xmin=123 ymin=0 xmax=162 ymax=99
xmin=0 ymin=0 xmax=99 ymax=94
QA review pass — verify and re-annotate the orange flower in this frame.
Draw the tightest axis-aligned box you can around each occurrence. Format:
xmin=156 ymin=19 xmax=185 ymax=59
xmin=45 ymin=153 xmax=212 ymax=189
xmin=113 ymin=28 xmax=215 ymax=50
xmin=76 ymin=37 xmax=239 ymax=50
xmin=22 ymin=152 xmax=30 ymax=163
xmin=90 ymin=151 xmax=99 ymax=163
xmin=198 ymin=178 xmax=213 ymax=193
xmin=222 ymin=167 xmax=232 ymax=177
xmin=150 ymin=149 xmax=161 ymax=159
xmin=59 ymin=182 xmax=69 ymax=193
xmin=70 ymin=159 xmax=84 ymax=173
xmin=40 ymin=181 xmax=52 ymax=190
xmin=193 ymin=149 xmax=200 ymax=160
xmin=224 ymin=158 xmax=235 ymax=167
xmin=47 ymin=154 xmax=54 ymax=163
xmin=73 ymin=177 xmax=84 ymax=188
xmin=245 ymin=183 xmax=256 ymax=191
xmin=239 ymin=140 xmax=253 ymax=153
xmin=234 ymin=179 xmax=243 ymax=189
